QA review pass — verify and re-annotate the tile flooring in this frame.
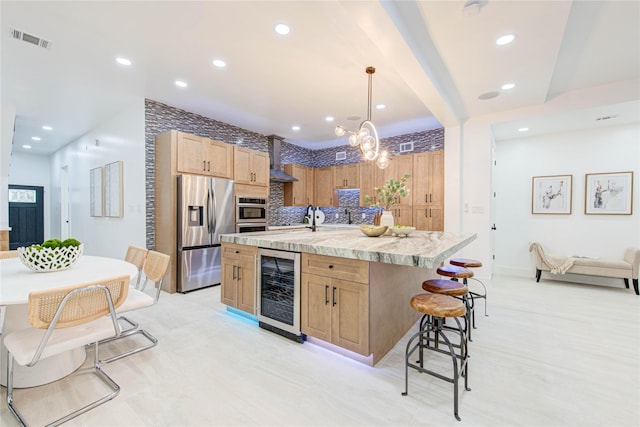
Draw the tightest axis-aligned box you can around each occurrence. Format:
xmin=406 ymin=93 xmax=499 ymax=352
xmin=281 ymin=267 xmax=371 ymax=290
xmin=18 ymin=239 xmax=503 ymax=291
xmin=1 ymin=274 xmax=639 ymax=426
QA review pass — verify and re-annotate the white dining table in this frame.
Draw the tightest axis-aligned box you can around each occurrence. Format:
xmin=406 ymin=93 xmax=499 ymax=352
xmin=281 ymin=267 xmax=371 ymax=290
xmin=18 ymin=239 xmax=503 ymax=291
xmin=0 ymin=255 xmax=138 ymax=388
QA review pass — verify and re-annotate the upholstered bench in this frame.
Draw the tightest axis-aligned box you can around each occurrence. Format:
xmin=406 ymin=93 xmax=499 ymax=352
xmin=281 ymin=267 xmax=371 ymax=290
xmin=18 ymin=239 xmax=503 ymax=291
xmin=529 ymin=242 xmax=639 ymax=295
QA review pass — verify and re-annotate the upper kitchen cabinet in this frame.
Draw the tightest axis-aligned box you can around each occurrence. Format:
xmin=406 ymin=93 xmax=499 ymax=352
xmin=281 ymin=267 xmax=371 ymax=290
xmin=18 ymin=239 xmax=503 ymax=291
xmin=176 ymin=131 xmax=233 ymax=179
xmin=234 ymin=146 xmax=269 ymax=187
xmin=383 ymin=154 xmax=413 ymax=206
xmin=413 ymin=151 xmax=444 ymax=231
xmin=334 ymin=163 xmax=360 ymax=189
xmin=359 ymin=161 xmax=385 ymax=207
xmin=283 ymin=164 xmax=312 ymax=206
xmin=314 ymin=167 xmax=334 ymax=207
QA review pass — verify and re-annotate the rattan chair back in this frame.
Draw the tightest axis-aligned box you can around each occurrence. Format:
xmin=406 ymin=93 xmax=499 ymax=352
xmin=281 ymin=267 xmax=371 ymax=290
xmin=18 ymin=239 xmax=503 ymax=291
xmin=125 ymin=246 xmax=148 ymax=271
xmin=143 ymin=250 xmax=170 ymax=283
xmin=28 ymin=275 xmax=130 ymax=329
xmin=0 ymin=250 xmax=18 ymax=259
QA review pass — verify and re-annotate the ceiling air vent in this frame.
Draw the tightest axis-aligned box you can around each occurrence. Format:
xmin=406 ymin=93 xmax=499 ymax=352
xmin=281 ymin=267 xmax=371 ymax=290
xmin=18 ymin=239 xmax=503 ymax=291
xmin=10 ymin=28 xmax=52 ymax=50
xmin=335 ymin=151 xmax=346 ymax=161
xmin=399 ymin=142 xmax=414 ymax=153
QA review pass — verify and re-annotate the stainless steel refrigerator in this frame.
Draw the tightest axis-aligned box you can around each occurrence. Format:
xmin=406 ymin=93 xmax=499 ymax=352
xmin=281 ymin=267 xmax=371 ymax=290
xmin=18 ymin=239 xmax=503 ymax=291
xmin=177 ymin=174 xmax=235 ymax=292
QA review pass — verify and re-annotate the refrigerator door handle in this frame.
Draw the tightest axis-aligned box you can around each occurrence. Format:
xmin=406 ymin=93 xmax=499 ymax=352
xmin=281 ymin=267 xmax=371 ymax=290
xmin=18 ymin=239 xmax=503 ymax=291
xmin=210 ymin=186 xmax=217 ymax=235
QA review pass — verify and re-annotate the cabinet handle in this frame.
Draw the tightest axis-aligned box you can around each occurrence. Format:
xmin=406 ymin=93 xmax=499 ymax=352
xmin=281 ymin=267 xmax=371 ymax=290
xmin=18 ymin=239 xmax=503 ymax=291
xmin=425 ymin=208 xmax=428 ymax=218
xmin=430 ymin=208 xmax=432 ymax=218
xmin=207 ymin=161 xmax=211 ymax=172
xmin=232 ymin=265 xmax=237 ymax=280
xmin=430 ymin=194 xmax=432 ymax=203
xmin=425 ymin=194 xmax=428 ymax=203
xmin=328 ymin=264 xmax=333 ymax=269
xmin=332 ymin=286 xmax=337 ymax=306
xmin=324 ymin=285 xmax=329 ymax=305
xmin=203 ymin=160 xmax=206 ymax=171
xmin=235 ymin=250 xmax=240 ymax=254
xmin=237 ymin=266 xmax=241 ymax=280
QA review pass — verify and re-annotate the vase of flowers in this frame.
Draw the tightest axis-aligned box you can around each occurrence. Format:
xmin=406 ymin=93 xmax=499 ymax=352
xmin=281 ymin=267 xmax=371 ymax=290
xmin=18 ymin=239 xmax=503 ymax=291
xmin=364 ymin=174 xmax=410 ymax=229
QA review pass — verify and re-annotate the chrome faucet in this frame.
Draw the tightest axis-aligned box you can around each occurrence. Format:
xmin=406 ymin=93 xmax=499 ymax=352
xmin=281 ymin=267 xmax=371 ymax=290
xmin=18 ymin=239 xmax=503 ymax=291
xmin=306 ymin=205 xmax=317 ymax=232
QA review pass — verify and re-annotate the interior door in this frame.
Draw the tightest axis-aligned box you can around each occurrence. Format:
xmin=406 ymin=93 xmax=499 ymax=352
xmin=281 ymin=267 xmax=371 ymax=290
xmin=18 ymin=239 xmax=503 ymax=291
xmin=8 ymin=185 xmax=44 ymax=249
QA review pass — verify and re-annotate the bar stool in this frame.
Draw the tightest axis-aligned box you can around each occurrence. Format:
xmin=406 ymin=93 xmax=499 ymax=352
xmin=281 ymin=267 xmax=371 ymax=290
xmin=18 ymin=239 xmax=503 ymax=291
xmin=420 ymin=279 xmax=470 ymax=341
xmin=450 ymin=258 xmax=488 ymax=326
xmin=402 ymin=293 xmax=470 ymax=421
xmin=436 ymin=265 xmax=476 ymax=340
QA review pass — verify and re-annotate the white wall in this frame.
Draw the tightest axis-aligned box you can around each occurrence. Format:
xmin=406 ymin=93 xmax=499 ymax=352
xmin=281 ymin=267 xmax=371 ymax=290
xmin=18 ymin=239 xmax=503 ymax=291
xmin=494 ymin=123 xmax=640 ymax=283
xmin=8 ymin=153 xmax=51 ymax=236
xmin=1 ymin=106 xmax=16 ymax=229
xmin=49 ymin=99 xmax=146 ymax=258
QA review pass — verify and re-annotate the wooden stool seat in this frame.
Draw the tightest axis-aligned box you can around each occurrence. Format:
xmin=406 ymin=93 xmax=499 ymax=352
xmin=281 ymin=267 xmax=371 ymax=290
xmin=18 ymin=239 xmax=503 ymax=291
xmin=410 ymin=293 xmax=466 ymax=318
xmin=422 ymin=279 xmax=468 ymax=297
xmin=437 ymin=265 xmax=474 ymax=280
xmin=450 ymin=258 xmax=482 ymax=268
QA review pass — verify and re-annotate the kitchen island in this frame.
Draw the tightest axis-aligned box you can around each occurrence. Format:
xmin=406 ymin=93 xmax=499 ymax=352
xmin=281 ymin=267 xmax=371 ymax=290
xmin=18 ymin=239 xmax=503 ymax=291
xmin=220 ymin=228 xmax=476 ymax=365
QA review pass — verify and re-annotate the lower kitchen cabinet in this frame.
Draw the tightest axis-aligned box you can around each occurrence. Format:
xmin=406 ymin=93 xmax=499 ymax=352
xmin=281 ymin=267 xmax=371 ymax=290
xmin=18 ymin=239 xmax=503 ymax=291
xmin=301 ymin=253 xmax=369 ymax=356
xmin=221 ymin=243 xmax=257 ymax=314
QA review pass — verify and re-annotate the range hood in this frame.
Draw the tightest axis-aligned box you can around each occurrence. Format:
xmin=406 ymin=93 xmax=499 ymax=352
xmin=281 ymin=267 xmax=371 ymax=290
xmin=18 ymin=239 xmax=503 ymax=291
xmin=267 ymin=135 xmax=298 ymax=183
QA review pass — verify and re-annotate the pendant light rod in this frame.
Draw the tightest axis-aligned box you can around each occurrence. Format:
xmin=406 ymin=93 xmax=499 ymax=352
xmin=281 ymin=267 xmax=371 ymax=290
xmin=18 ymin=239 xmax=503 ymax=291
xmin=366 ymin=66 xmax=375 ymax=122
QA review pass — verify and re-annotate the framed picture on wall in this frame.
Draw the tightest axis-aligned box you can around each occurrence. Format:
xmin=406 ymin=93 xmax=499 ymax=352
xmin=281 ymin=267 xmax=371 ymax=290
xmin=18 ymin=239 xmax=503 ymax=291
xmin=585 ymin=171 xmax=633 ymax=215
xmin=531 ymin=174 xmax=572 ymax=214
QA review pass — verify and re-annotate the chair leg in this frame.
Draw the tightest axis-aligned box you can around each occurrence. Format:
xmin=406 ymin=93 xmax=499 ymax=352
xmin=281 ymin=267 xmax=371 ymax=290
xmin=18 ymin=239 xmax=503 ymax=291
xmin=536 ymin=269 xmax=542 ymax=282
xmin=623 ymin=278 xmax=629 ymax=289
xmin=7 ymin=343 xmax=120 ymax=427
xmin=633 ymin=279 xmax=639 ymax=296
xmin=99 ymin=328 xmax=158 ymax=365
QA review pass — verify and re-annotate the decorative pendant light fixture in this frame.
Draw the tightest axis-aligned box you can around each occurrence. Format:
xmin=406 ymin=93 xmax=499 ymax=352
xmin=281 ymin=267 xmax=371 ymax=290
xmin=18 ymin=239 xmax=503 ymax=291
xmin=335 ymin=66 xmax=390 ymax=169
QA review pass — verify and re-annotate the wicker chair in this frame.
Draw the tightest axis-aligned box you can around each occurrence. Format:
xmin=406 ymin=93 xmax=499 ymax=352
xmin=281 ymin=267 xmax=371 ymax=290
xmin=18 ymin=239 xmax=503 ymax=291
xmin=4 ymin=275 xmax=129 ymax=426
xmin=124 ymin=245 xmax=148 ymax=289
xmin=99 ymin=250 xmax=170 ymax=364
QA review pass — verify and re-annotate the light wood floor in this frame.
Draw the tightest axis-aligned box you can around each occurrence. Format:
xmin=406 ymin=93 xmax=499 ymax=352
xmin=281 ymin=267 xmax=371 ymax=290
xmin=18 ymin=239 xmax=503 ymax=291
xmin=1 ymin=274 xmax=639 ymax=426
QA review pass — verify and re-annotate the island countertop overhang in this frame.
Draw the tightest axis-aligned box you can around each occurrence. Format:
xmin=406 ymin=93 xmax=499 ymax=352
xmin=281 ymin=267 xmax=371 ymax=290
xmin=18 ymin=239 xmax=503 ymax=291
xmin=219 ymin=229 xmax=477 ymax=268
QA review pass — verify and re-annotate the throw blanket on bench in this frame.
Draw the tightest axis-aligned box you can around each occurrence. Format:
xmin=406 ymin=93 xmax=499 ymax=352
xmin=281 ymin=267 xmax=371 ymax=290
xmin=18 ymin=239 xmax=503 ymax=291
xmin=528 ymin=242 xmax=575 ymax=274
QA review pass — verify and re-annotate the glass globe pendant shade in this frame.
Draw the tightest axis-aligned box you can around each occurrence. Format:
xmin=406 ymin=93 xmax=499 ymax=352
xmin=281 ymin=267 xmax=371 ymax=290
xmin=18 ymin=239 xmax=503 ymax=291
xmin=335 ymin=125 xmax=346 ymax=137
xmin=361 ymin=135 xmax=375 ymax=151
xmin=357 ymin=126 xmax=370 ymax=139
xmin=376 ymin=151 xmax=390 ymax=169
xmin=348 ymin=133 xmax=359 ymax=147
xmin=364 ymin=149 xmax=378 ymax=161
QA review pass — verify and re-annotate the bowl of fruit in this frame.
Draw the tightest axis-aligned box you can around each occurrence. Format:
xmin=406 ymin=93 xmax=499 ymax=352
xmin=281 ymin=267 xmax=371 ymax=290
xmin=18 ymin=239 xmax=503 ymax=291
xmin=18 ymin=238 xmax=84 ymax=272
xmin=359 ymin=225 xmax=388 ymax=238
xmin=389 ymin=226 xmax=416 ymax=237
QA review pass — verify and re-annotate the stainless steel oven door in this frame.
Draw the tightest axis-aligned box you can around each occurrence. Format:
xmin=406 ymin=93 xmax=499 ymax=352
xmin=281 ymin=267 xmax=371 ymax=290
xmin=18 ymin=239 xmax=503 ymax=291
xmin=236 ymin=223 xmax=267 ymax=233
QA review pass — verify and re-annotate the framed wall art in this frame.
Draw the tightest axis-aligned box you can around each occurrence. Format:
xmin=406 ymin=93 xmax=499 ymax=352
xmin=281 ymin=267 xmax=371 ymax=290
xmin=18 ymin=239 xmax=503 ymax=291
xmin=532 ymin=174 xmax=572 ymax=214
xmin=104 ymin=161 xmax=123 ymax=218
xmin=585 ymin=171 xmax=633 ymax=215
xmin=90 ymin=166 xmax=104 ymax=217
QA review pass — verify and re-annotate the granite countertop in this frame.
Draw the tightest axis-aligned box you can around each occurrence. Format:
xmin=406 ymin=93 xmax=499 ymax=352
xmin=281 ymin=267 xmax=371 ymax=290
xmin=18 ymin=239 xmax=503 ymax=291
xmin=220 ymin=228 xmax=477 ymax=268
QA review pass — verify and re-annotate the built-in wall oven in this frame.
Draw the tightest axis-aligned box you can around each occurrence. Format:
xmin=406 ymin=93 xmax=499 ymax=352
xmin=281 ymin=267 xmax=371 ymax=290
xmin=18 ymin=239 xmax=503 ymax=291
xmin=236 ymin=197 xmax=267 ymax=233
xmin=257 ymin=248 xmax=304 ymax=342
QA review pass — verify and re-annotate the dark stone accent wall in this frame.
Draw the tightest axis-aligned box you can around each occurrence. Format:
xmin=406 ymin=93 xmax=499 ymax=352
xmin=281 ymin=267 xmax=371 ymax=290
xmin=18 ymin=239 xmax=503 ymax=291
xmin=145 ymin=99 xmax=445 ymax=242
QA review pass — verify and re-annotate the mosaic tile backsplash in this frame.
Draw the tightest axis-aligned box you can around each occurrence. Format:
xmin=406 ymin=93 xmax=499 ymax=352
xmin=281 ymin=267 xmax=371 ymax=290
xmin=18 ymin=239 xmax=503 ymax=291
xmin=145 ymin=99 xmax=443 ymax=246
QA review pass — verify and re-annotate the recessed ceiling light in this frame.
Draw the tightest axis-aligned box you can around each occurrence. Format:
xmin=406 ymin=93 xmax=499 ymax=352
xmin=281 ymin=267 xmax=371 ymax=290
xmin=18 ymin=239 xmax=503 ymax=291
xmin=212 ymin=59 xmax=226 ymax=68
xmin=116 ymin=57 xmax=132 ymax=66
xmin=325 ymin=116 xmax=334 ymax=122
xmin=478 ymin=91 xmax=499 ymax=100
xmin=275 ymin=24 xmax=290 ymax=35
xmin=518 ymin=127 xmax=529 ymax=132
xmin=496 ymin=34 xmax=516 ymax=46
xmin=175 ymin=80 xmax=188 ymax=88
xmin=42 ymin=125 xmax=53 ymax=131
xmin=376 ymin=104 xmax=386 ymax=110
xmin=22 ymin=145 xmax=32 ymax=149
xmin=31 ymin=136 xmax=41 ymax=141
xmin=501 ymin=83 xmax=515 ymax=90
xmin=292 ymin=125 xmax=300 ymax=131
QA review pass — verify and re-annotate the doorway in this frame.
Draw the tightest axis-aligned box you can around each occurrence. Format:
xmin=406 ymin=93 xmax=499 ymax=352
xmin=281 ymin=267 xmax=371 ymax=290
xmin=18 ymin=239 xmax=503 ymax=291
xmin=8 ymin=185 xmax=44 ymax=249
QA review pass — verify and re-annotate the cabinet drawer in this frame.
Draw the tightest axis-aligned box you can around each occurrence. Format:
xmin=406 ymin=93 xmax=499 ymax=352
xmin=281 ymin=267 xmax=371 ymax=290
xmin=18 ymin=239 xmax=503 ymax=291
xmin=301 ymin=253 xmax=369 ymax=284
xmin=222 ymin=243 xmax=257 ymax=262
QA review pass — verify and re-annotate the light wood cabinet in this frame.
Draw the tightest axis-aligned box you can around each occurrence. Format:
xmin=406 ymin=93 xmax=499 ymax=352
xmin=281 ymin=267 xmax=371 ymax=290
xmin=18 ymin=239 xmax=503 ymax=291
xmin=314 ymin=167 xmax=334 ymax=207
xmin=283 ymin=164 xmax=313 ymax=206
xmin=234 ymin=146 xmax=269 ymax=187
xmin=301 ymin=253 xmax=369 ymax=356
xmin=389 ymin=206 xmax=413 ymax=227
xmin=383 ymin=154 xmax=413 ymax=207
xmin=333 ymin=163 xmax=360 ymax=189
xmin=176 ymin=132 xmax=233 ymax=179
xmin=412 ymin=151 xmax=444 ymax=231
xmin=221 ymin=243 xmax=258 ymax=314
xmin=305 ymin=167 xmax=315 ymax=206
xmin=359 ymin=161 xmax=385 ymax=206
